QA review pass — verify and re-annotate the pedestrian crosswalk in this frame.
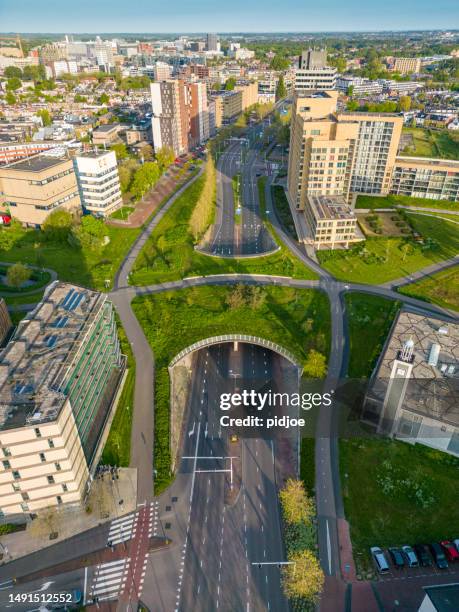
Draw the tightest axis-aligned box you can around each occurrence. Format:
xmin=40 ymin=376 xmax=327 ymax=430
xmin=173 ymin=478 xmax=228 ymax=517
xmin=90 ymin=558 xmax=131 ymax=602
xmin=107 ymin=512 xmax=138 ymax=546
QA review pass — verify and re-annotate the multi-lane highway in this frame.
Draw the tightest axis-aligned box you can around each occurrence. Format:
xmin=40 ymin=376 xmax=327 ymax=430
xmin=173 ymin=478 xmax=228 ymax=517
xmin=202 ymin=127 xmax=276 ymax=257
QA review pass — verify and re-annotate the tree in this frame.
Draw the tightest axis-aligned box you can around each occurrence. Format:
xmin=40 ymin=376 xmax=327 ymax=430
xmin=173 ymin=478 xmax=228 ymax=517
xmin=36 ymin=109 xmax=52 ymax=127
xmin=155 ymin=146 xmax=175 ymax=172
xmin=110 ymin=142 xmax=128 ymax=160
xmin=279 ymin=479 xmax=315 ymax=525
xmin=329 ymin=56 xmax=347 ymax=73
xmin=397 ymin=95 xmax=412 ymax=112
xmin=98 ymin=92 xmax=110 ymax=105
xmin=118 ymin=158 xmax=139 ymax=193
xmin=6 ymin=77 xmax=21 ymax=91
xmin=225 ymin=77 xmax=237 ymax=91
xmin=275 ymin=75 xmax=287 ymax=101
xmin=22 ymin=64 xmax=46 ymax=82
xmin=347 ymin=85 xmax=354 ymax=97
xmin=303 ymin=349 xmax=327 ymax=378
xmin=226 ymin=284 xmax=247 ymax=309
xmin=270 ymin=56 xmax=290 ymax=71
xmin=130 ymin=162 xmax=161 ymax=199
xmin=5 ymin=92 xmax=16 ymax=105
xmin=282 ymin=549 xmax=324 ymax=602
xmin=4 ymin=66 xmax=22 ymax=79
xmin=42 ymin=209 xmax=74 ymax=243
xmin=70 ymin=215 xmax=107 ymax=250
xmin=138 ymin=144 xmax=154 ymax=161
xmin=74 ymin=94 xmax=87 ymax=103
xmin=6 ymin=263 xmax=31 ymax=288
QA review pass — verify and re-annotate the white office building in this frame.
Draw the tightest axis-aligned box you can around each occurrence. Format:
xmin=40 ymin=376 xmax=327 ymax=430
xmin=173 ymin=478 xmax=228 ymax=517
xmin=73 ymin=151 xmax=122 ymax=217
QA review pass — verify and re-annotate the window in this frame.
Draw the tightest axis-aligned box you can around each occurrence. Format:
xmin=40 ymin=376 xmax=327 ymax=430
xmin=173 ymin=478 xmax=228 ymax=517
xmin=39 ymin=453 xmax=46 ymax=463
xmin=20 ymin=503 xmax=29 ymax=512
xmin=48 ymin=439 xmax=55 ymax=449
xmin=34 ymin=428 xmax=42 ymax=438
xmin=62 ymin=484 xmax=68 ymax=492
xmin=47 ymin=475 xmax=55 ymax=484
xmin=21 ymin=492 xmax=29 ymax=501
xmin=55 ymin=462 xmax=61 ymax=471
xmin=2 ymin=460 xmax=11 ymax=469
xmin=2 ymin=447 xmax=11 ymax=457
xmin=12 ymin=471 xmax=20 ymax=480
xmin=56 ymin=496 xmax=63 ymax=505
xmin=12 ymin=483 xmax=20 ymax=492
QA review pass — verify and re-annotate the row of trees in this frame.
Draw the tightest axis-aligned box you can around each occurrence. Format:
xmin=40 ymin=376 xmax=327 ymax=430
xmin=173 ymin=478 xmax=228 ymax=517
xmin=280 ymin=479 xmax=324 ymax=609
xmin=189 ymin=156 xmax=216 ymax=240
xmin=117 ymin=146 xmax=175 ymax=201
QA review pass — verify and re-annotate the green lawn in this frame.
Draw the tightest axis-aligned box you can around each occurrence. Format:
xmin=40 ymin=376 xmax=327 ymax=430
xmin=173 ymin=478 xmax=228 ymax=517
xmin=345 ymin=293 xmax=401 ymax=378
xmin=131 ymin=173 xmax=317 ymax=285
xmin=355 ymin=193 xmax=459 ymax=212
xmin=271 ymin=184 xmax=298 ymax=239
xmin=110 ymin=206 xmax=135 ymax=220
xmin=4 ymin=289 xmax=45 ymax=308
xmin=0 ymin=265 xmax=51 ymax=293
xmin=399 ymin=265 xmax=459 ymax=312
xmin=132 ymin=285 xmax=330 ymax=493
xmin=340 ymin=437 xmax=459 ymax=574
xmin=101 ymin=316 xmax=135 ymax=467
xmin=401 ymin=127 xmax=459 ymax=159
xmin=317 ymin=215 xmax=459 ymax=284
xmin=0 ymin=222 xmax=140 ymax=291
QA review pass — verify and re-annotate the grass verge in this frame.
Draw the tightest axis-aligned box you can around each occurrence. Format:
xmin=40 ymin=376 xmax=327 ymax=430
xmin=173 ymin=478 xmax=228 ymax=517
xmin=355 ymin=193 xmax=459 ymax=212
xmin=131 ymin=173 xmax=317 ymax=285
xmin=340 ymin=437 xmax=459 ymax=574
xmin=344 ymin=293 xmax=401 ymax=378
xmin=271 ymin=184 xmax=298 ymax=239
xmin=101 ymin=316 xmax=135 ymax=467
xmin=0 ymin=222 xmax=141 ymax=291
xmin=398 ymin=265 xmax=459 ymax=312
xmin=318 ymin=215 xmax=459 ymax=284
xmin=132 ymin=285 xmax=330 ymax=493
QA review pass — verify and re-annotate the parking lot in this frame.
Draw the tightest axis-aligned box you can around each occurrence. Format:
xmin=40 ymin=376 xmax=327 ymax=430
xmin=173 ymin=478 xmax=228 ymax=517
xmin=370 ymin=548 xmax=459 ymax=610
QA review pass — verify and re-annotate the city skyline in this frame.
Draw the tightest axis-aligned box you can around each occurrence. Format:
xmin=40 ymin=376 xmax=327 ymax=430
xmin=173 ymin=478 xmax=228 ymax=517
xmin=1 ymin=0 xmax=459 ymax=33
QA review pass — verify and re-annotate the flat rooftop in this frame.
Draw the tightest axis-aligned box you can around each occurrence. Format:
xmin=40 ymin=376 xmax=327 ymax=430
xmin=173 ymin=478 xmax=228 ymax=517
xmin=3 ymin=155 xmax=68 ymax=173
xmin=93 ymin=124 xmax=119 ymax=132
xmin=374 ymin=310 xmax=459 ymax=426
xmin=0 ymin=282 xmax=106 ymax=431
xmin=308 ymin=195 xmax=356 ymax=221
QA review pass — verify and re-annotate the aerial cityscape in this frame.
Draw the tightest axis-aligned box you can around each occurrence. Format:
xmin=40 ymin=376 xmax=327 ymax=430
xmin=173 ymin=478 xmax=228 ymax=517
xmin=0 ymin=2 xmax=458 ymax=611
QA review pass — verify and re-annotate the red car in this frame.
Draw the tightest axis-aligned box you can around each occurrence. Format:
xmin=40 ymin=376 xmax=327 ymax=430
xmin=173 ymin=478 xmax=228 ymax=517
xmin=440 ymin=541 xmax=459 ymax=562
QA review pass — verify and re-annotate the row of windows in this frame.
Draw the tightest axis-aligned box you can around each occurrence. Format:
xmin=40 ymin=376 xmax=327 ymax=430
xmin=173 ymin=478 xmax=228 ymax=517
xmin=33 ymin=191 xmax=79 ymax=211
xmin=29 ymin=168 xmax=73 ymax=186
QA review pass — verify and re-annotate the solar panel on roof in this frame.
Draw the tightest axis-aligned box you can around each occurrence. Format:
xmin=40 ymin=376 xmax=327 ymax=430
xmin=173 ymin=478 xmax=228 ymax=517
xmin=61 ymin=289 xmax=74 ymax=308
xmin=69 ymin=293 xmax=84 ymax=311
xmin=46 ymin=335 xmax=57 ymax=348
xmin=65 ymin=292 xmax=80 ymax=311
xmin=59 ymin=316 xmax=68 ymax=328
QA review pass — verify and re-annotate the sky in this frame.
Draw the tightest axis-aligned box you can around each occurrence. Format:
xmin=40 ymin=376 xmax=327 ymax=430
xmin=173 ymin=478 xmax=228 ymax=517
xmin=0 ymin=0 xmax=458 ymax=33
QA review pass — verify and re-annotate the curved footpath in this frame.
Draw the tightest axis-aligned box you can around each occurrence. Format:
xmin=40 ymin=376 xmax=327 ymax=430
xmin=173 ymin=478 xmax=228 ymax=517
xmin=107 ymin=158 xmax=459 ymax=610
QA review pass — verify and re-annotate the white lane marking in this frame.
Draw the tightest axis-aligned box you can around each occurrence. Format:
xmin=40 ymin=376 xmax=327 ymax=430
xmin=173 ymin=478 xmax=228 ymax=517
xmin=326 ymin=519 xmax=332 ymax=575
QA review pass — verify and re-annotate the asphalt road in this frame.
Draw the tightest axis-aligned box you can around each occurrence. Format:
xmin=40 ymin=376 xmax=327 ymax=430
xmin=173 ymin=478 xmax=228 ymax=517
xmin=172 ymin=343 xmax=294 ymax=612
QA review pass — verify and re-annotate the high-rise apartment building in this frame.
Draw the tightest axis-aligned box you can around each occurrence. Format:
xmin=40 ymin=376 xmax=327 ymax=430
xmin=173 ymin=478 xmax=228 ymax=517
xmin=0 ymin=282 xmax=124 ymax=516
xmin=287 ymin=91 xmax=403 ymax=211
xmin=295 ymin=49 xmax=337 ymax=93
xmin=73 ymin=151 xmax=123 ymax=217
xmin=94 ymin=37 xmax=114 ymax=72
xmin=206 ymin=33 xmax=219 ymax=52
xmin=150 ymin=80 xmax=188 ymax=156
xmin=187 ymin=82 xmax=209 ymax=148
xmin=0 ymin=299 xmax=12 ymax=346
xmin=0 ymin=155 xmax=82 ymax=228
xmin=342 ymin=110 xmax=403 ymax=195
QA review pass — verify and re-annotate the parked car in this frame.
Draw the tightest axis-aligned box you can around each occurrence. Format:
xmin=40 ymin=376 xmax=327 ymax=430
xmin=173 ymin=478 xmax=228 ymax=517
xmin=440 ymin=541 xmax=459 ymax=562
xmin=389 ymin=547 xmax=405 ymax=569
xmin=454 ymin=539 xmax=459 ymax=553
xmin=370 ymin=547 xmax=389 ymax=573
xmin=414 ymin=544 xmax=433 ymax=567
xmin=430 ymin=542 xmax=449 ymax=569
xmin=402 ymin=545 xmax=419 ymax=567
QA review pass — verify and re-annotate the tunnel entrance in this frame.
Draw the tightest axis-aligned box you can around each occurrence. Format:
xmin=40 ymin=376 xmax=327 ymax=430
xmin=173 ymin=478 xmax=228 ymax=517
xmin=168 ymin=340 xmax=302 ymax=474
